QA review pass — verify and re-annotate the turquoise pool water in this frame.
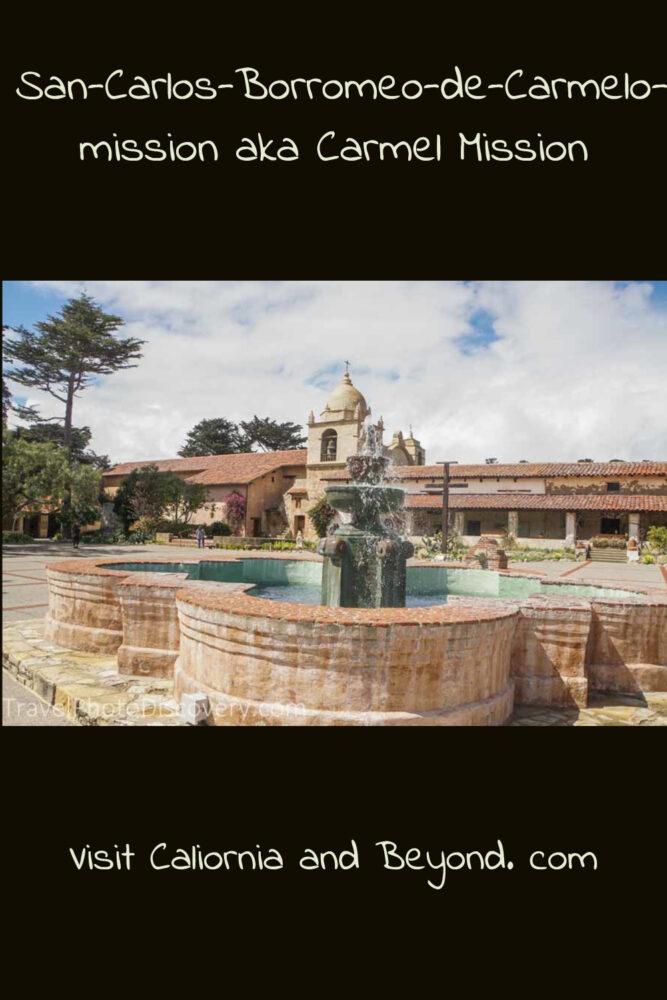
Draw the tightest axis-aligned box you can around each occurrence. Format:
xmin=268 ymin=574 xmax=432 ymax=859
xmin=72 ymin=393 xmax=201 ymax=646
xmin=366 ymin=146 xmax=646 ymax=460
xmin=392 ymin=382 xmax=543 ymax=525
xmin=107 ymin=559 xmax=632 ymax=606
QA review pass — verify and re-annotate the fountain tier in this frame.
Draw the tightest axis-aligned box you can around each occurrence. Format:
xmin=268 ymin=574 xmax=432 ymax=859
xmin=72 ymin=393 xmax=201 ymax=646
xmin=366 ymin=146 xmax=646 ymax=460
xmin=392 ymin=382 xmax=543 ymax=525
xmin=317 ymin=428 xmax=414 ymax=608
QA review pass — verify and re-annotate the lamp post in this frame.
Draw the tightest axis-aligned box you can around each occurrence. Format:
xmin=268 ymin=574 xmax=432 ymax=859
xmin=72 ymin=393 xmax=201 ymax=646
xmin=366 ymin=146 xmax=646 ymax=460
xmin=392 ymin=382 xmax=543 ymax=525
xmin=437 ymin=461 xmax=450 ymax=555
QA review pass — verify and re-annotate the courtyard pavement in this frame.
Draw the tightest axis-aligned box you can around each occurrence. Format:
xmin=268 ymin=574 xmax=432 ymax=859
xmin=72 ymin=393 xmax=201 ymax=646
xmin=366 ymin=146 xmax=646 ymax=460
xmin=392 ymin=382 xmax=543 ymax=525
xmin=2 ymin=541 xmax=193 ymax=626
xmin=3 ymin=670 xmax=75 ymax=726
xmin=3 ymin=541 xmax=665 ymax=726
xmin=507 ymin=557 xmax=666 ymax=589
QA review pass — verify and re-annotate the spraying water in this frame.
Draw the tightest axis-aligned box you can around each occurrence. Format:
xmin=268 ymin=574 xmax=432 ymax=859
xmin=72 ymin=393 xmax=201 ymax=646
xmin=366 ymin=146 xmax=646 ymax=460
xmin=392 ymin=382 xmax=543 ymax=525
xmin=317 ymin=417 xmax=413 ymax=607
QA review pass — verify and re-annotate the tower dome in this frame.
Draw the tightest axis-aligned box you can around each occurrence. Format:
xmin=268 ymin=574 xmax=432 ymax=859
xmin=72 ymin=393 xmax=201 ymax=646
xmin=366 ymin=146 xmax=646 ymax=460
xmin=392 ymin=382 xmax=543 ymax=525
xmin=322 ymin=371 xmax=368 ymax=416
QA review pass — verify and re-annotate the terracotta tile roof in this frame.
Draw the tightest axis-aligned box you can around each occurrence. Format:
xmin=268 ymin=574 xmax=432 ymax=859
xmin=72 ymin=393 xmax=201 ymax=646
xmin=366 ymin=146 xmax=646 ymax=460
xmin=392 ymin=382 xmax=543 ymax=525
xmin=404 ymin=493 xmax=667 ymax=512
xmin=105 ymin=457 xmax=209 ymax=475
xmin=103 ymin=450 xmax=307 ymax=485
xmin=28 ymin=502 xmax=60 ymax=515
xmin=323 ymin=461 xmax=667 ymax=481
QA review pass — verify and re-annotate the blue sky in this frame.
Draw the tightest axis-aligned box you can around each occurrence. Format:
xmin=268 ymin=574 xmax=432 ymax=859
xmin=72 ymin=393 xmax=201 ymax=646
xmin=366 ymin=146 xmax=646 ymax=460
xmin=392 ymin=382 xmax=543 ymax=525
xmin=4 ymin=279 xmax=667 ymax=343
xmin=3 ymin=280 xmax=666 ymax=464
xmin=3 ymin=281 xmax=78 ymax=330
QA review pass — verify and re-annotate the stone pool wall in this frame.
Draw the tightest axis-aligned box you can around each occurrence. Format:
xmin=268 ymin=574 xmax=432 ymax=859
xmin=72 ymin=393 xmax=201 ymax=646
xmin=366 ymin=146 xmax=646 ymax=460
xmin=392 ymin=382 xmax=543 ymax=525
xmin=45 ymin=562 xmax=128 ymax=654
xmin=509 ymin=597 xmax=592 ymax=707
xmin=45 ymin=558 xmax=250 ymax=676
xmin=588 ymin=595 xmax=667 ymax=695
xmin=174 ymin=593 xmax=518 ymax=726
xmin=116 ymin=571 xmax=191 ymax=677
xmin=44 ymin=556 xmax=667 ymax=722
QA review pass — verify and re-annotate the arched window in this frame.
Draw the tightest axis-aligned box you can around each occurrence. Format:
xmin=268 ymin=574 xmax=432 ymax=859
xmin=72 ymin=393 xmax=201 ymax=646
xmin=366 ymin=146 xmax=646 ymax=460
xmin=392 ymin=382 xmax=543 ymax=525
xmin=321 ymin=429 xmax=338 ymax=462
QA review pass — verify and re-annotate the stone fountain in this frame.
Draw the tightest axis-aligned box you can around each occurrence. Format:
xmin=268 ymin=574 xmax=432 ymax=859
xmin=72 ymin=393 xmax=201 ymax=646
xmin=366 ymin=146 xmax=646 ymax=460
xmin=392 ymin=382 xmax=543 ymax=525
xmin=317 ymin=422 xmax=414 ymax=607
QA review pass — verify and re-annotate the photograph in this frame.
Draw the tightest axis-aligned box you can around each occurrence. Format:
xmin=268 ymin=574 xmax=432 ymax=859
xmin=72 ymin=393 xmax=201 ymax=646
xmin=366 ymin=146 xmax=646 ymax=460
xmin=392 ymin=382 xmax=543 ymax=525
xmin=2 ymin=7 xmax=665 ymax=987
xmin=3 ymin=280 xmax=665 ymax=727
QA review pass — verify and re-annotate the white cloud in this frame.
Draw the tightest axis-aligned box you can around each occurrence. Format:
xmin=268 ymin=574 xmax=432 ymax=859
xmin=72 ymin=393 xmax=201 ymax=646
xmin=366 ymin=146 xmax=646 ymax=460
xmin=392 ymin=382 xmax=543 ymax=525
xmin=6 ymin=280 xmax=667 ymax=464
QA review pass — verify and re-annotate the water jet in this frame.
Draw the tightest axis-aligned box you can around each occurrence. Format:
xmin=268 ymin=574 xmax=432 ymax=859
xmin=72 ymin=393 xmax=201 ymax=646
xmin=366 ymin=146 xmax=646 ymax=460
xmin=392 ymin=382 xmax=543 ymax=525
xmin=317 ymin=421 xmax=414 ymax=607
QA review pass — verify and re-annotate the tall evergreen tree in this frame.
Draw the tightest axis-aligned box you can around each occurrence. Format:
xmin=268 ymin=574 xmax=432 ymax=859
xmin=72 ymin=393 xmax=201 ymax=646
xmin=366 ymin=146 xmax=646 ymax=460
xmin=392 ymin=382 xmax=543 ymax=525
xmin=178 ymin=418 xmax=244 ymax=457
xmin=2 ymin=378 xmax=10 ymax=427
xmin=4 ymin=293 xmax=143 ymax=533
xmin=3 ymin=294 xmax=143 ymax=454
xmin=2 ymin=328 xmax=40 ymax=426
xmin=12 ymin=423 xmax=110 ymax=469
xmin=239 ymin=416 xmax=306 ymax=452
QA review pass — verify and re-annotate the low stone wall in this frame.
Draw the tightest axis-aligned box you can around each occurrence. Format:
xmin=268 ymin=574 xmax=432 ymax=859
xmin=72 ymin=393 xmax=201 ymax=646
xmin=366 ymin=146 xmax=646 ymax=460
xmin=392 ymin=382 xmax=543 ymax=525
xmin=510 ymin=597 xmax=592 ymax=707
xmin=587 ymin=596 xmax=667 ymax=694
xmin=116 ymin=572 xmax=191 ymax=677
xmin=174 ymin=592 xmax=518 ymax=726
xmin=113 ymin=569 xmax=250 ymax=678
xmin=45 ymin=562 xmax=128 ymax=654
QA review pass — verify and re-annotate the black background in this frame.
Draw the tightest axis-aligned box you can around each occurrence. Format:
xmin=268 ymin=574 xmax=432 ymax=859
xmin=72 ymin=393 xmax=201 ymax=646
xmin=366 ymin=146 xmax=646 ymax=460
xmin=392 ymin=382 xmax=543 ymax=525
xmin=2 ymin=3 xmax=664 ymax=989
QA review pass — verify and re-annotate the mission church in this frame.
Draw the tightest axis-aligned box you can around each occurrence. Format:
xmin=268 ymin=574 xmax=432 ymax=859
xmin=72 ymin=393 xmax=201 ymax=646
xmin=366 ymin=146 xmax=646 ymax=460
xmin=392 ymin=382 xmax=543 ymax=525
xmin=100 ymin=368 xmax=667 ymax=546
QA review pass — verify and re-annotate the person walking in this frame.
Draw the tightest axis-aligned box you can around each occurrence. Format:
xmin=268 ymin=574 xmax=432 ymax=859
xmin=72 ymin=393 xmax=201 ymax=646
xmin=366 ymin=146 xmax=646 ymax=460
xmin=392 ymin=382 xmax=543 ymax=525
xmin=196 ymin=526 xmax=206 ymax=549
xmin=72 ymin=524 xmax=81 ymax=549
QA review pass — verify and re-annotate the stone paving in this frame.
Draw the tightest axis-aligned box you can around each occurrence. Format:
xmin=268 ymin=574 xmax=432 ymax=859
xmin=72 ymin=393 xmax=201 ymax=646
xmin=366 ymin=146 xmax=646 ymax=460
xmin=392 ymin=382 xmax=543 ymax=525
xmin=3 ymin=619 xmax=184 ymax=726
xmin=508 ymin=557 xmax=666 ymax=589
xmin=507 ymin=692 xmax=667 ymax=726
xmin=3 ymin=670 xmax=75 ymax=726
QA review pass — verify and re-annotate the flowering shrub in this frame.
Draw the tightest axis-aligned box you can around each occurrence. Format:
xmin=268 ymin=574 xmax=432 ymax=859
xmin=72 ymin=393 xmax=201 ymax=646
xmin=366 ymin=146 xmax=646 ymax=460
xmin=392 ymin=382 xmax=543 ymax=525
xmin=308 ymin=497 xmax=337 ymax=538
xmin=224 ymin=492 xmax=247 ymax=531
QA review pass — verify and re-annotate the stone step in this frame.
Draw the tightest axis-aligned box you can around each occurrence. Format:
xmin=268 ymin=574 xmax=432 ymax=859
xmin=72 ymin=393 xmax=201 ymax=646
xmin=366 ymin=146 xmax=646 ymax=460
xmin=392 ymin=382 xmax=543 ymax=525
xmin=590 ymin=548 xmax=627 ymax=562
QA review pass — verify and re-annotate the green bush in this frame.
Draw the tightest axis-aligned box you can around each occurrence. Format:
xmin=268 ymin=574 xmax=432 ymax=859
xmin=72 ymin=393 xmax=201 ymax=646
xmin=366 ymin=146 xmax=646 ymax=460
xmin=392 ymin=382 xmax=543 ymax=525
xmin=415 ymin=529 xmax=467 ymax=561
xmin=214 ymin=537 xmax=315 ymax=552
xmin=500 ymin=530 xmax=518 ymax=551
xmin=79 ymin=529 xmax=128 ymax=545
xmin=642 ymin=554 xmax=655 ymax=564
xmin=591 ymin=536 xmax=626 ymax=549
xmin=127 ymin=529 xmax=151 ymax=544
xmin=131 ymin=516 xmax=159 ymax=540
xmin=510 ymin=550 xmax=546 ymax=561
xmin=508 ymin=546 xmax=576 ymax=562
xmin=205 ymin=521 xmax=232 ymax=538
xmin=81 ymin=530 xmax=105 ymax=544
xmin=259 ymin=540 xmax=300 ymax=551
xmin=154 ymin=519 xmax=195 ymax=538
xmin=2 ymin=530 xmax=34 ymax=544
xmin=646 ymin=525 xmax=667 ymax=554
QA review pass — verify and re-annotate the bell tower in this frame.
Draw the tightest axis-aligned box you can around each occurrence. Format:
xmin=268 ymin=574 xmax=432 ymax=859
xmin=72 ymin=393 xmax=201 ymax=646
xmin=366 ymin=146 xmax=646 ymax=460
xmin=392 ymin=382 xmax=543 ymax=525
xmin=307 ymin=367 xmax=372 ymax=470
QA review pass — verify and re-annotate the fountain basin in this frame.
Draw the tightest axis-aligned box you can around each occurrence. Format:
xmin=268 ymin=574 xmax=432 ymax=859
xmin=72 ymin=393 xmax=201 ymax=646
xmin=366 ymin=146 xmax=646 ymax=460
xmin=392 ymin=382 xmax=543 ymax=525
xmin=323 ymin=483 xmax=406 ymax=519
xmin=173 ymin=591 xmax=518 ymax=725
xmin=44 ymin=555 xmax=667 ymax=718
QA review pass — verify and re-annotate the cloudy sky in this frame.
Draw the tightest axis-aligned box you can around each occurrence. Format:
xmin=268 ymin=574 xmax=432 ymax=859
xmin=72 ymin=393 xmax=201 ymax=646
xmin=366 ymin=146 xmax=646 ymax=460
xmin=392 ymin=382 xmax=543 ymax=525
xmin=3 ymin=280 xmax=666 ymax=466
